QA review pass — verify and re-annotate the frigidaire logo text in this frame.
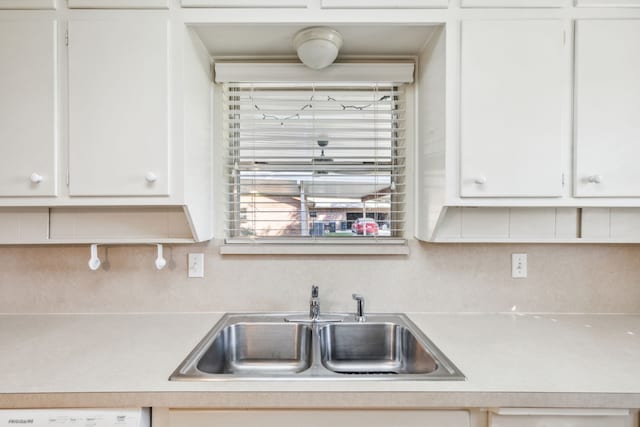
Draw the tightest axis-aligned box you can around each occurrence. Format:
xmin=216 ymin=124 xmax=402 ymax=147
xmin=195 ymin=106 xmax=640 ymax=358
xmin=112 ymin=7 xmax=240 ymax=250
xmin=8 ymin=420 xmax=34 ymax=424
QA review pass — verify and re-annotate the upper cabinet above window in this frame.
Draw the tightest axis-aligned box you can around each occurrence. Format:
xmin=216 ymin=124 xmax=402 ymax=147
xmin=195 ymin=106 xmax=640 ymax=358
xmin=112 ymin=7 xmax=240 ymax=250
xmin=181 ymin=0 xmax=307 ymax=7
xmin=320 ymin=0 xmax=447 ymax=8
xmin=0 ymin=18 xmax=58 ymax=197
xmin=460 ymin=0 xmax=563 ymax=7
xmin=459 ymin=20 xmax=566 ymax=198
xmin=183 ymin=0 xmax=449 ymax=7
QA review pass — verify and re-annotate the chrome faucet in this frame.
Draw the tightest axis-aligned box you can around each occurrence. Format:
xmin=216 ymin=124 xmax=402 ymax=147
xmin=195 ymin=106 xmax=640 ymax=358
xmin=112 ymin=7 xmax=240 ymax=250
xmin=310 ymin=285 xmax=320 ymax=320
xmin=352 ymin=293 xmax=365 ymax=322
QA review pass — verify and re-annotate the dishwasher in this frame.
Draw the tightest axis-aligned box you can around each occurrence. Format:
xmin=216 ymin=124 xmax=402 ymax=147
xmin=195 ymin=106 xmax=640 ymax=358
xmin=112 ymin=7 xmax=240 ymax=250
xmin=0 ymin=408 xmax=149 ymax=427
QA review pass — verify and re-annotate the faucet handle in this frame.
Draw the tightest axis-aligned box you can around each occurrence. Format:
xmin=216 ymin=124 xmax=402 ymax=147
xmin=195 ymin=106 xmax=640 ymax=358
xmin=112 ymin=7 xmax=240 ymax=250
xmin=311 ymin=285 xmax=319 ymax=298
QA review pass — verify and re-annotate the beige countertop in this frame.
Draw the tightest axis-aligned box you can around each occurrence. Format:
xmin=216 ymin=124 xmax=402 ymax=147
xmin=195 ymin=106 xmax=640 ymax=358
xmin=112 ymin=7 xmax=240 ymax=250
xmin=1 ymin=312 xmax=639 ymax=408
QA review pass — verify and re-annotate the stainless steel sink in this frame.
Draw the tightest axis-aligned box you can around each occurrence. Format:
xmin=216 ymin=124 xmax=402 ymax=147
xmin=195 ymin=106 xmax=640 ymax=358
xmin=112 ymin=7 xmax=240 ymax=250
xmin=196 ymin=322 xmax=312 ymax=374
xmin=319 ymin=323 xmax=438 ymax=375
xmin=170 ymin=313 xmax=464 ymax=381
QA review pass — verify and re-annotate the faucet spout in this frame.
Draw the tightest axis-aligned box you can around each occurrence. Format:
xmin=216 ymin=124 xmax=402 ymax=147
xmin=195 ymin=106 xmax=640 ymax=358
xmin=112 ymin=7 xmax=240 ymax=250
xmin=352 ymin=293 xmax=365 ymax=322
xmin=284 ymin=285 xmax=343 ymax=324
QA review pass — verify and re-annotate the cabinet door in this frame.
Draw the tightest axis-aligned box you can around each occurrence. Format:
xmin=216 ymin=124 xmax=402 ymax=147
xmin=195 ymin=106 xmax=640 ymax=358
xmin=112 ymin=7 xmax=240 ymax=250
xmin=170 ymin=410 xmax=470 ymax=427
xmin=460 ymin=20 xmax=565 ymax=197
xmin=320 ymin=0 xmax=448 ymax=8
xmin=68 ymin=17 xmax=169 ymax=196
xmin=181 ymin=0 xmax=307 ymax=6
xmin=0 ymin=0 xmax=56 ymax=8
xmin=574 ymin=20 xmax=640 ymax=197
xmin=66 ymin=0 xmax=168 ymax=8
xmin=576 ymin=0 xmax=640 ymax=6
xmin=0 ymin=18 xmax=57 ymax=196
xmin=489 ymin=408 xmax=631 ymax=427
xmin=461 ymin=0 xmax=562 ymax=7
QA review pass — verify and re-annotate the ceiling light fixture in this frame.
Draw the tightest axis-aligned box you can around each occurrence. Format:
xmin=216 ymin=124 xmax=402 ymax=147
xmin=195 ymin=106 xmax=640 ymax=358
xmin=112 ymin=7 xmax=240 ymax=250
xmin=293 ymin=27 xmax=343 ymax=70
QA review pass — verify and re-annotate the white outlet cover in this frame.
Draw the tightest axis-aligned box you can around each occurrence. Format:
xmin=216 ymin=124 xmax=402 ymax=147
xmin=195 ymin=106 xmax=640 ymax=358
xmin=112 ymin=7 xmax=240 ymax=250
xmin=188 ymin=253 xmax=205 ymax=278
xmin=512 ymin=253 xmax=527 ymax=278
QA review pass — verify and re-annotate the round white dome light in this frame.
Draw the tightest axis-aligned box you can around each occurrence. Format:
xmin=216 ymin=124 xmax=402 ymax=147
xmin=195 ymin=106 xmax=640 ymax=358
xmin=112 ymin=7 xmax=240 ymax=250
xmin=293 ymin=27 xmax=343 ymax=70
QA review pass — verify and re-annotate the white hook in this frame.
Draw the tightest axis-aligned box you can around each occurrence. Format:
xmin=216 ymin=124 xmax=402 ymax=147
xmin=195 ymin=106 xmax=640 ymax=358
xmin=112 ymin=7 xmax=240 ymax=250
xmin=155 ymin=244 xmax=167 ymax=270
xmin=88 ymin=244 xmax=101 ymax=271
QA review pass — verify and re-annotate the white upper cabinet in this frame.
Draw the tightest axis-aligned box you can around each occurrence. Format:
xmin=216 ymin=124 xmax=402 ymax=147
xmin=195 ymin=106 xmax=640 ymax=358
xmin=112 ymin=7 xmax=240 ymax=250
xmin=181 ymin=0 xmax=306 ymax=6
xmin=0 ymin=0 xmax=56 ymax=9
xmin=574 ymin=20 xmax=640 ymax=197
xmin=461 ymin=0 xmax=563 ymax=7
xmin=68 ymin=17 xmax=170 ymax=197
xmin=576 ymin=0 xmax=640 ymax=6
xmin=460 ymin=20 xmax=565 ymax=198
xmin=67 ymin=0 xmax=168 ymax=8
xmin=0 ymin=18 xmax=58 ymax=197
xmin=321 ymin=0 xmax=447 ymax=8
xmin=0 ymin=0 xmax=56 ymax=10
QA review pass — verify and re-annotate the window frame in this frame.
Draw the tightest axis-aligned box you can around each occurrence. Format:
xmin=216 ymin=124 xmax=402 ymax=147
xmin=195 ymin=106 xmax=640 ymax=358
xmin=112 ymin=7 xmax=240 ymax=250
xmin=212 ymin=63 xmax=415 ymax=255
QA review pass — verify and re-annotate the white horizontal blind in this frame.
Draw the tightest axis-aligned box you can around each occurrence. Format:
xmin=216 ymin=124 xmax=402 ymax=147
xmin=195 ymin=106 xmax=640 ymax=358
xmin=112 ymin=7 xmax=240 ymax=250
xmin=224 ymin=82 xmax=406 ymax=243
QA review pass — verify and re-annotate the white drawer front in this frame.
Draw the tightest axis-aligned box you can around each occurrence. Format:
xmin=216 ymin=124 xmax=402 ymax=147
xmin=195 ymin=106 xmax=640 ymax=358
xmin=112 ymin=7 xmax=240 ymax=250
xmin=490 ymin=409 xmax=631 ymax=427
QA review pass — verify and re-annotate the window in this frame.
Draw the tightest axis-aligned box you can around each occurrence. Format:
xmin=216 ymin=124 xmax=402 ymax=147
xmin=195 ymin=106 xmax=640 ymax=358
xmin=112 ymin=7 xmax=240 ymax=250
xmin=223 ymin=81 xmax=406 ymax=244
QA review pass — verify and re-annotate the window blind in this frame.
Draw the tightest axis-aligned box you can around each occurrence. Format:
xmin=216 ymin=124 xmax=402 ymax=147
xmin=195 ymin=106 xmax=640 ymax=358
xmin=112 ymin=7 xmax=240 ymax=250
xmin=224 ymin=82 xmax=406 ymax=243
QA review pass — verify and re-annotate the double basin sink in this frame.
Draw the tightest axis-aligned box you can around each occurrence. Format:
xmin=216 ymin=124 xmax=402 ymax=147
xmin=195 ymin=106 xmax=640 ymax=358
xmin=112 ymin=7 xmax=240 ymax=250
xmin=170 ymin=313 xmax=464 ymax=380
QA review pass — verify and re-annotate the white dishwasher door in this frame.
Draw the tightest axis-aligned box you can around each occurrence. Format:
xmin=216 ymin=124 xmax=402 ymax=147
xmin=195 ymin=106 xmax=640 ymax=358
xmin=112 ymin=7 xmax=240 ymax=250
xmin=0 ymin=408 xmax=150 ymax=427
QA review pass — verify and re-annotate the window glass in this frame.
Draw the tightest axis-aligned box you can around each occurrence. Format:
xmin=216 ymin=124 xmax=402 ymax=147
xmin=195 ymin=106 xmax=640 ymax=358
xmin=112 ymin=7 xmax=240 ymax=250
xmin=224 ymin=83 xmax=405 ymax=242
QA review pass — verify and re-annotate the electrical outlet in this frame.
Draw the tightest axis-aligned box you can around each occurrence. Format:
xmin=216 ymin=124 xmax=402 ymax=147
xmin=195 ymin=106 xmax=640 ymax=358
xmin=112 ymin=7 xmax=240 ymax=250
xmin=512 ymin=253 xmax=527 ymax=278
xmin=188 ymin=253 xmax=204 ymax=278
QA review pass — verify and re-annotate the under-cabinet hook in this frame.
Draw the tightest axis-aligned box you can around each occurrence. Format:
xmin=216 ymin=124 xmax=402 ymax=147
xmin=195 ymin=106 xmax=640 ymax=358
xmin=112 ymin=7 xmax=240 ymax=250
xmin=88 ymin=244 xmax=101 ymax=271
xmin=155 ymin=244 xmax=167 ymax=270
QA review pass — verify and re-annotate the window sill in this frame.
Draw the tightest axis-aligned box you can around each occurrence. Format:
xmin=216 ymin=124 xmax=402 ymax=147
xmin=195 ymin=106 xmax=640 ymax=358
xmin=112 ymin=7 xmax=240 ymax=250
xmin=219 ymin=240 xmax=410 ymax=255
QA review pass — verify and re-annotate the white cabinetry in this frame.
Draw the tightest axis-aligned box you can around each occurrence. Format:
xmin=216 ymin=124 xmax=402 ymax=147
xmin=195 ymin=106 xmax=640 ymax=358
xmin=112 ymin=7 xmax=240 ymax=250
xmin=0 ymin=17 xmax=57 ymax=196
xmin=489 ymin=408 xmax=632 ymax=427
xmin=577 ymin=0 xmax=640 ymax=6
xmin=169 ymin=410 xmax=470 ymax=427
xmin=417 ymin=16 xmax=640 ymax=242
xmin=68 ymin=16 xmax=170 ymax=197
xmin=0 ymin=0 xmax=55 ymax=8
xmin=67 ymin=0 xmax=168 ymax=8
xmin=321 ymin=0 xmax=448 ymax=8
xmin=574 ymin=19 xmax=640 ymax=197
xmin=181 ymin=0 xmax=307 ymax=7
xmin=0 ymin=13 xmax=213 ymax=243
xmin=460 ymin=20 xmax=565 ymax=198
xmin=0 ymin=208 xmax=49 ymax=243
xmin=461 ymin=0 xmax=562 ymax=7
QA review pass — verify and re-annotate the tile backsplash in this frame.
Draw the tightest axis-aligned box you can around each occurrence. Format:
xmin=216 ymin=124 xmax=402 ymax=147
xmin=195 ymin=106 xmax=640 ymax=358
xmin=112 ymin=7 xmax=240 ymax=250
xmin=1 ymin=240 xmax=639 ymax=314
